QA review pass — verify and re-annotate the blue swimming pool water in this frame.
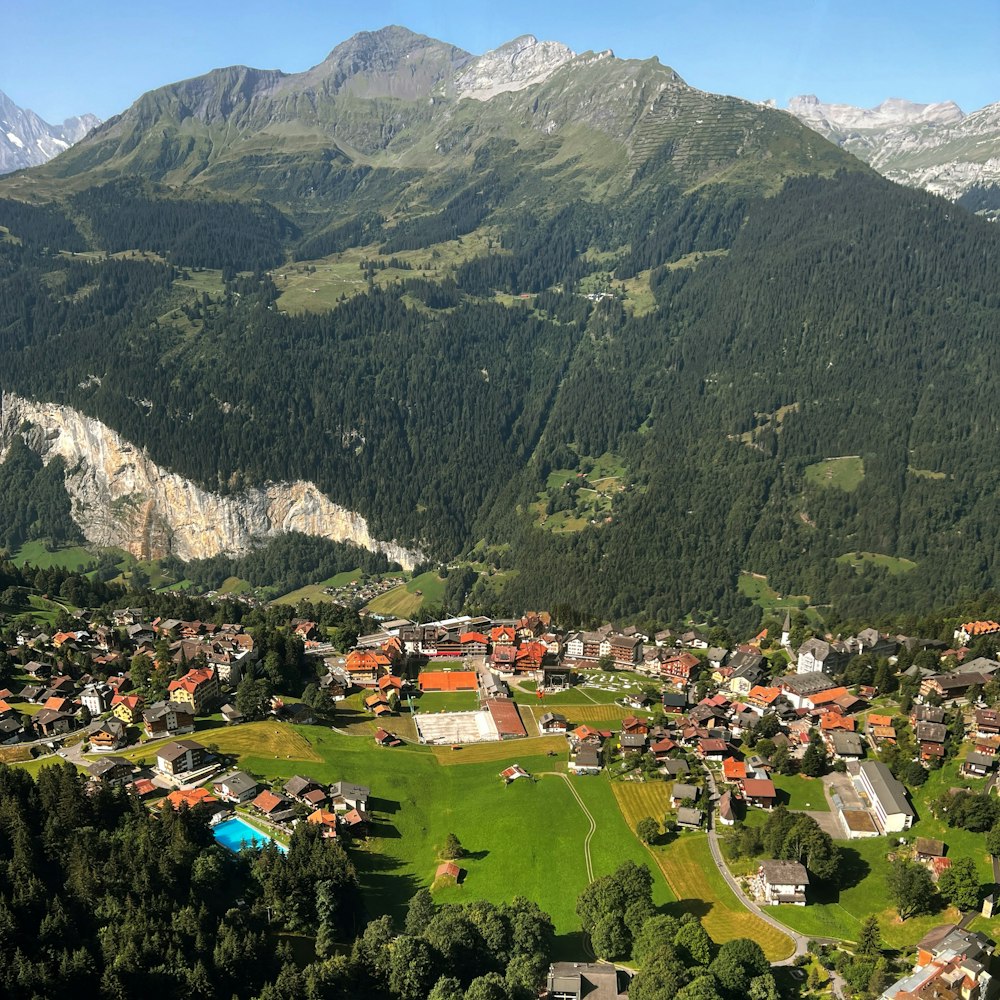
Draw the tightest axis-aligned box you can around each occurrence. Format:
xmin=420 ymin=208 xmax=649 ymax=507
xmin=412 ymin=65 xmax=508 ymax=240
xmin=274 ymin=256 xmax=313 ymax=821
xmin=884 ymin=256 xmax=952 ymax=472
xmin=213 ymin=816 xmax=287 ymax=854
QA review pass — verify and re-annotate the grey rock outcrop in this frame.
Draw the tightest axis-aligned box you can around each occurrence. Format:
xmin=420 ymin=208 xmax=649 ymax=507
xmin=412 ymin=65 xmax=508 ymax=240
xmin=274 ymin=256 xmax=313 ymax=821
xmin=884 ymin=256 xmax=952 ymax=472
xmin=0 ymin=392 xmax=421 ymax=569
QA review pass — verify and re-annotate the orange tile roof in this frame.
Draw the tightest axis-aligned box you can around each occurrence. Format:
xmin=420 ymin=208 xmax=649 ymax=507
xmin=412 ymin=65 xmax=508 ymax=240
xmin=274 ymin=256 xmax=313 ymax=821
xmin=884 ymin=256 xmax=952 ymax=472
xmin=742 ymin=778 xmax=777 ymax=798
xmin=167 ymin=668 xmax=215 ymax=694
xmin=867 ymin=714 xmax=893 ymax=727
xmin=722 ymin=758 xmax=747 ymax=780
xmin=0 ymin=700 xmax=12 ymax=714
xmin=112 ymin=694 xmax=143 ymax=710
xmin=961 ymin=621 xmax=1000 ymax=636
xmin=821 ymin=714 xmax=855 ymax=731
xmin=460 ymin=632 xmax=488 ymax=643
xmin=308 ymin=809 xmax=339 ymax=831
xmin=252 ymin=790 xmax=286 ymax=814
xmin=417 ymin=670 xmax=477 ymax=692
xmin=810 ymin=687 xmax=849 ymax=705
xmin=165 ymin=787 xmax=217 ymax=810
xmin=748 ymin=686 xmax=780 ymax=704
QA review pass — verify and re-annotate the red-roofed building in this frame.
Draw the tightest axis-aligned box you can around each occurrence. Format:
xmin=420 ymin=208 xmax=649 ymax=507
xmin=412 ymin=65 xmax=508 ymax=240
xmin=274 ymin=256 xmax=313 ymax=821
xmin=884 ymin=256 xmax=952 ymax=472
xmin=698 ymin=738 xmax=729 ymax=760
xmin=741 ymin=778 xmax=778 ymax=809
xmin=167 ymin=667 xmax=219 ymax=714
xmin=661 ymin=652 xmax=699 ymax=685
xmin=722 ymin=758 xmax=747 ymax=782
xmin=111 ymin=693 xmax=144 ymax=725
xmin=459 ymin=632 xmax=489 ymax=656
xmin=490 ymin=626 xmax=516 ymax=646
xmin=486 ymin=699 xmax=527 ymax=739
xmin=164 ymin=787 xmax=218 ymax=811
xmin=820 ymin=714 xmax=855 ymax=732
xmin=308 ymin=809 xmax=339 ymax=838
xmin=345 ymin=650 xmax=391 ymax=687
xmin=252 ymin=790 xmax=291 ymax=816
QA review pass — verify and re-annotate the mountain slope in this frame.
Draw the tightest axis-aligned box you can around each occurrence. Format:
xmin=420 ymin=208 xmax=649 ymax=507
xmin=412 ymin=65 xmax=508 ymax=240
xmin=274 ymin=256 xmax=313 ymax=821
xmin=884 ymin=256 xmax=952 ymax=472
xmin=0 ymin=28 xmax=998 ymax=626
xmin=788 ymin=93 xmax=1000 ymax=210
xmin=0 ymin=88 xmax=99 ymax=173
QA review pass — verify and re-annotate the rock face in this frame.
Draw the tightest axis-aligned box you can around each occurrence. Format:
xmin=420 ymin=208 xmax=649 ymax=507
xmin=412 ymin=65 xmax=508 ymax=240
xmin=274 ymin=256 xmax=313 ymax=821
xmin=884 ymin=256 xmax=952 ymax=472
xmin=0 ymin=89 xmax=100 ymax=174
xmin=453 ymin=35 xmax=575 ymax=101
xmin=0 ymin=393 xmax=421 ymax=569
xmin=787 ymin=94 xmax=1000 ymax=205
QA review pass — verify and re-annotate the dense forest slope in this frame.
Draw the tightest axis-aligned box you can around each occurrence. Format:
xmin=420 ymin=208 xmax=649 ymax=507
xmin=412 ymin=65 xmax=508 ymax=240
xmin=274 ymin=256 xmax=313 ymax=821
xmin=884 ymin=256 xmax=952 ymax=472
xmin=1 ymin=27 xmax=999 ymax=625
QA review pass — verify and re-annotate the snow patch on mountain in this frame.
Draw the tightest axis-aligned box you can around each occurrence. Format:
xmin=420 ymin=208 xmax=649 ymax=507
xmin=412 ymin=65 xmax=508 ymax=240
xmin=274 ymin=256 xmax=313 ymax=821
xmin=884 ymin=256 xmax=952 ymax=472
xmin=0 ymin=89 xmax=100 ymax=174
xmin=453 ymin=35 xmax=575 ymax=101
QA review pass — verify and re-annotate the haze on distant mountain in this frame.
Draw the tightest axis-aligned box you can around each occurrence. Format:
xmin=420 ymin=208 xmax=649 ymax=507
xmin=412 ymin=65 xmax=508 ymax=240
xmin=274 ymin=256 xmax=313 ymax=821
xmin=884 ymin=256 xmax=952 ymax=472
xmin=788 ymin=93 xmax=1000 ymax=213
xmin=0 ymin=89 xmax=99 ymax=174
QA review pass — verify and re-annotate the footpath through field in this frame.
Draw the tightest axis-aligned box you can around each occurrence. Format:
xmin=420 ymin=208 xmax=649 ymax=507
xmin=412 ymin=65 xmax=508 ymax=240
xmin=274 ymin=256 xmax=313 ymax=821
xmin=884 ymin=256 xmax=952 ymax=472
xmin=540 ymin=772 xmax=596 ymax=882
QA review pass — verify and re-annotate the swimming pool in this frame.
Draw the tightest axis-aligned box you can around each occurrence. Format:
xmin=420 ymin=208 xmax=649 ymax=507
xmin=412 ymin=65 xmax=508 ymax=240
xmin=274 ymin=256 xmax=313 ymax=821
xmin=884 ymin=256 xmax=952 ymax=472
xmin=212 ymin=816 xmax=287 ymax=854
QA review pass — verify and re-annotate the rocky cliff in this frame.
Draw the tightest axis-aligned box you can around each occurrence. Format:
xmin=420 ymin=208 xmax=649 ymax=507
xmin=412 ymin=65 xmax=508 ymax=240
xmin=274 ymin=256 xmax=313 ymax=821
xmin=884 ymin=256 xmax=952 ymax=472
xmin=0 ymin=393 xmax=421 ymax=569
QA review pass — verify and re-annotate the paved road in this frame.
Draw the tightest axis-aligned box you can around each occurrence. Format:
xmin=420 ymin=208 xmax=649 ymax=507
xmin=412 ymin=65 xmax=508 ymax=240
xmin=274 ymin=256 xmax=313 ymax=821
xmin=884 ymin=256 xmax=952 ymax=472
xmin=700 ymin=763 xmax=845 ymax=994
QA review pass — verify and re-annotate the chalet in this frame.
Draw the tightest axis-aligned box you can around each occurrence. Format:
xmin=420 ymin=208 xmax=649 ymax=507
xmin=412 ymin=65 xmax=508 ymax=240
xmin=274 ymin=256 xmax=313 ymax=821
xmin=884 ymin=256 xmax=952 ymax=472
xmin=213 ymin=771 xmax=259 ymax=803
xmin=168 ymin=666 xmax=220 ymax=714
xmin=676 ymin=807 xmax=704 ymax=830
xmin=912 ymin=705 xmax=947 ymax=725
xmin=920 ymin=658 xmax=1000 ymax=701
xmin=88 ymin=717 xmax=128 ymax=751
xmin=954 ymin=621 xmax=1000 ymax=645
xmin=651 ymin=736 xmax=678 ymax=760
xmin=820 ymin=713 xmax=855 ymax=733
xmin=546 ymin=962 xmax=630 ymax=1000
xmin=111 ymin=694 xmax=144 ymax=726
xmin=87 ymin=756 xmax=133 ymax=785
xmin=880 ymin=926 xmax=995 ymax=1000
xmin=32 ymin=709 xmax=75 ymax=738
xmin=858 ymin=760 xmax=915 ymax=832
xmin=662 ymin=759 xmax=690 ymax=778
xmin=742 ymin=778 xmax=778 ymax=810
xmin=344 ymin=649 xmax=391 ymax=687
xmin=776 ymin=671 xmax=839 ymax=709
xmin=706 ymin=647 xmax=728 ymax=670
xmin=914 ymin=838 xmax=947 ymax=862
xmin=619 ymin=732 xmax=648 ymax=755
xmin=796 ymin=638 xmax=850 ymax=676
xmin=757 ymin=860 xmax=809 ymax=905
xmin=670 ymin=783 xmax=701 ymax=808
xmin=329 ymin=781 xmax=369 ymax=812
xmin=251 ymin=789 xmax=293 ymax=818
xmin=143 ymin=701 xmax=196 ymax=738
xmin=220 ymin=703 xmax=244 ymax=725
xmin=722 ymin=757 xmax=747 ymax=783
xmin=490 ymin=625 xmax=516 ymax=646
xmin=975 ymin=709 xmax=1000 ymax=737
xmin=79 ymin=682 xmax=113 ymax=716
xmin=698 ymin=738 xmax=729 ymax=761
xmin=662 ymin=691 xmax=689 ymax=713
xmin=571 ymin=725 xmax=604 ymax=748
xmin=539 ymin=712 xmax=569 ymax=735
xmin=364 ymin=692 xmax=394 ymax=718
xmin=916 ymin=721 xmax=948 ymax=761
xmin=374 ymin=728 xmax=402 ymax=747
xmin=164 ymin=787 xmax=219 ymax=812
xmin=661 ymin=652 xmax=699 ymax=686
xmin=283 ymin=775 xmax=323 ymax=803
xmin=569 ymin=747 xmax=602 ymax=775
xmin=19 ymin=684 xmax=44 ymax=703
xmin=962 ymin=752 xmax=996 ymax=777
xmin=155 ymin=739 xmax=210 ymax=777
xmin=276 ymin=701 xmax=316 ymax=725
xmin=307 ymin=809 xmax=339 ymax=838
xmin=828 ymin=730 xmax=865 ymax=760
xmin=459 ymin=631 xmax=489 ymax=657
xmin=974 ymin=734 xmax=1000 ymax=757
xmin=0 ymin=717 xmax=22 ymax=744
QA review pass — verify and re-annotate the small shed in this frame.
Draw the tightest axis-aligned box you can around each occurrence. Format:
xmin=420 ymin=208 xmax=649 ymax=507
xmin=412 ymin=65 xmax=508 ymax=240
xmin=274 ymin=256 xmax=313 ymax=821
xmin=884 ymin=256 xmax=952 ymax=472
xmin=436 ymin=862 xmax=465 ymax=883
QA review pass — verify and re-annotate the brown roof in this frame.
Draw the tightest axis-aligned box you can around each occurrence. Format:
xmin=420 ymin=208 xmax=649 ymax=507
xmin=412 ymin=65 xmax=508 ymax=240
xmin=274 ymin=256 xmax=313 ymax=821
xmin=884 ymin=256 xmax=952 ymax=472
xmin=742 ymin=778 xmax=777 ymax=799
xmin=485 ymin=698 xmax=527 ymax=738
xmin=252 ymin=790 xmax=288 ymax=814
xmin=436 ymin=862 xmax=463 ymax=880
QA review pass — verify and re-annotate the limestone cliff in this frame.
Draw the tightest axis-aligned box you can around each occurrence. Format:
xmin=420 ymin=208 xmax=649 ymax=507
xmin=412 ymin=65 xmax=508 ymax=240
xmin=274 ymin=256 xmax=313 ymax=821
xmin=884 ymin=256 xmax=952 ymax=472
xmin=0 ymin=392 xmax=421 ymax=569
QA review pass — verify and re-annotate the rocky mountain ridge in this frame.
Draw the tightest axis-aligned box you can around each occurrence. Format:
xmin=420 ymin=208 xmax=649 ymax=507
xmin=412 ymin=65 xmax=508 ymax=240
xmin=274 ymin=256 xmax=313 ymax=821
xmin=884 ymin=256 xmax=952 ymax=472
xmin=788 ymin=93 xmax=1000 ymax=205
xmin=0 ymin=393 xmax=421 ymax=569
xmin=0 ymin=89 xmax=99 ymax=174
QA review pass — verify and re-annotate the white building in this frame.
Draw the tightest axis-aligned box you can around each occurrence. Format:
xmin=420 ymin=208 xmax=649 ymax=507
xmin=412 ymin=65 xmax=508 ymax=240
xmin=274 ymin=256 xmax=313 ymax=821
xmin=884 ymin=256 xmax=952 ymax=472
xmin=858 ymin=760 xmax=915 ymax=833
xmin=758 ymin=860 xmax=809 ymax=905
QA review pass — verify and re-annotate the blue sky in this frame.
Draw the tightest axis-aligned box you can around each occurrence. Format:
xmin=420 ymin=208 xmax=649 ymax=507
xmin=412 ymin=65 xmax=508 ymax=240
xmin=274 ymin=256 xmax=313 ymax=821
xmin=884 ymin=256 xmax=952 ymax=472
xmin=4 ymin=0 xmax=999 ymax=123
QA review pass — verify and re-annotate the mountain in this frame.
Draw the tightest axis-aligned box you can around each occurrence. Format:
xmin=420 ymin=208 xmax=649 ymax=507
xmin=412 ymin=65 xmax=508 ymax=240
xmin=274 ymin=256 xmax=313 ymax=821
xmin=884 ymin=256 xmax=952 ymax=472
xmin=0 ymin=88 xmax=99 ymax=173
xmin=1 ymin=27 xmax=1000 ymax=628
xmin=788 ymin=93 xmax=1000 ymax=211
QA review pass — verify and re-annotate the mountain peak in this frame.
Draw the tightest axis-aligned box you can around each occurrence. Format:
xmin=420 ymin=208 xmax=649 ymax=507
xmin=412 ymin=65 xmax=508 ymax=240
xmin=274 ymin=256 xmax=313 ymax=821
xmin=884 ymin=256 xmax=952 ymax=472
xmin=0 ymin=88 xmax=100 ymax=174
xmin=299 ymin=25 xmax=472 ymax=100
xmin=788 ymin=93 xmax=965 ymax=129
xmin=453 ymin=33 xmax=575 ymax=101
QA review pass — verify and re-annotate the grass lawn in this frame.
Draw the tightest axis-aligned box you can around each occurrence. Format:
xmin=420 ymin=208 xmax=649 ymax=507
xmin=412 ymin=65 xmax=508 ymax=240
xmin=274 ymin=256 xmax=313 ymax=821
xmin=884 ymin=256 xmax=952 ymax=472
xmin=428 ymin=736 xmax=566 ymax=765
xmin=836 ymin=551 xmax=917 ymax=575
xmin=650 ymin=833 xmax=794 ymax=960
xmin=11 ymin=540 xmax=97 ymax=571
xmin=194 ymin=725 xmax=669 ymax=939
xmin=273 ymin=569 xmax=362 ymax=606
xmin=365 ymin=571 xmax=447 ymax=617
xmin=770 ymin=773 xmax=830 ymax=811
xmin=804 ymin=456 xmax=865 ymax=492
xmin=611 ymin=780 xmax=672 ymax=831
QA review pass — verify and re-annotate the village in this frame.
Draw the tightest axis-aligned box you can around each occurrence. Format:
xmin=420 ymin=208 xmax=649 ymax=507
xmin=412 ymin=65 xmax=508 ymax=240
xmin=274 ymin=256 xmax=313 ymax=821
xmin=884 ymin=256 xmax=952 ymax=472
xmin=3 ymin=602 xmax=1000 ymax=1000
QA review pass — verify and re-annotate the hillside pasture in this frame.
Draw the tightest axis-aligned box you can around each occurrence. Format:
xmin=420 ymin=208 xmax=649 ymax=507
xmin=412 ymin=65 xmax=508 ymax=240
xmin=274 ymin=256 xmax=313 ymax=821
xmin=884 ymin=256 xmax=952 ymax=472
xmin=805 ymin=455 xmax=865 ymax=492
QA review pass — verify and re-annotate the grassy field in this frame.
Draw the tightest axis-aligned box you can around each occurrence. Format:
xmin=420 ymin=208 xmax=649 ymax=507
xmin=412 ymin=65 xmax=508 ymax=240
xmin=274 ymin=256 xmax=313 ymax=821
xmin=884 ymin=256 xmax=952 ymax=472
xmin=805 ymin=456 xmax=866 ymax=492
xmin=651 ymin=834 xmax=794 ymax=960
xmin=364 ymin=571 xmax=447 ymax=617
xmin=146 ymin=723 xmax=670 ymax=939
xmin=273 ymin=569 xmax=362 ymax=606
xmin=531 ymin=452 xmax=630 ymax=534
xmin=611 ymin=780 xmax=672 ymax=831
xmin=11 ymin=541 xmax=96 ymax=571
xmin=769 ymin=773 xmax=830 ymax=811
xmin=413 ymin=692 xmax=481 ymax=713
xmin=429 ymin=736 xmax=566 ymax=765
xmin=737 ymin=572 xmax=823 ymax=625
xmin=835 ymin=551 xmax=917 ymax=575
